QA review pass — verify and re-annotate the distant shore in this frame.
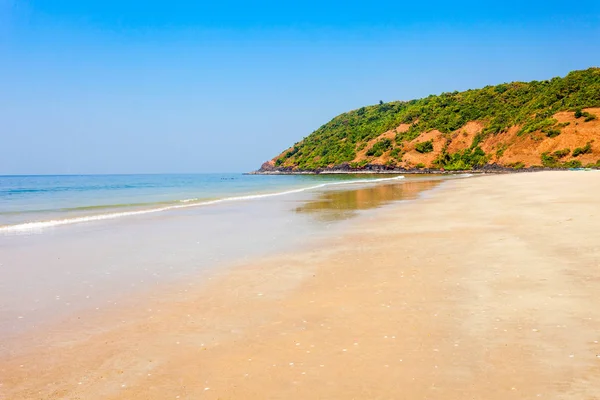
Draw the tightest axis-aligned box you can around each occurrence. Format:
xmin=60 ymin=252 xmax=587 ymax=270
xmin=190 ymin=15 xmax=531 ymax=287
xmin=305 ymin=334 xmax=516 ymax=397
xmin=248 ymin=164 xmax=595 ymax=175
xmin=3 ymin=171 xmax=600 ymax=399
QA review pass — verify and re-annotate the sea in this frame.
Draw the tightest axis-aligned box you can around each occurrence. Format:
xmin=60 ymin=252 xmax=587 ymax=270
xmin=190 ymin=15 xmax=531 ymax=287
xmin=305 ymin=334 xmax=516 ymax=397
xmin=0 ymin=173 xmax=463 ymax=347
xmin=0 ymin=173 xmax=410 ymax=231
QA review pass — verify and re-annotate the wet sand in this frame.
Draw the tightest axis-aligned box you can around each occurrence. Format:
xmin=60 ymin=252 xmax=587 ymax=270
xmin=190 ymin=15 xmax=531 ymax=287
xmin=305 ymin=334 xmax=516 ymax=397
xmin=0 ymin=176 xmax=439 ymax=342
xmin=2 ymin=172 xmax=600 ymax=399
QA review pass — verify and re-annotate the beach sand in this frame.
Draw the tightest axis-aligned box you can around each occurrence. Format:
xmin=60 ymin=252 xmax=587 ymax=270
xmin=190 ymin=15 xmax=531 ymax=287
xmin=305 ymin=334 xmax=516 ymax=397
xmin=2 ymin=171 xmax=600 ymax=399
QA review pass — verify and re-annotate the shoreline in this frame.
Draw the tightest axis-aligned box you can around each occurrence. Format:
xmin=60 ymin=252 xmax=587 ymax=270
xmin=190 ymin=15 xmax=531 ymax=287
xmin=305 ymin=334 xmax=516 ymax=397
xmin=248 ymin=165 xmax=597 ymax=175
xmin=3 ymin=172 xmax=600 ymax=399
xmin=0 ymin=174 xmax=410 ymax=233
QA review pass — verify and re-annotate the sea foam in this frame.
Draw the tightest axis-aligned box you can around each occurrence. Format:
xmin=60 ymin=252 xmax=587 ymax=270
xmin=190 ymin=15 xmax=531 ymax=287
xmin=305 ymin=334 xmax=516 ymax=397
xmin=0 ymin=176 xmax=404 ymax=233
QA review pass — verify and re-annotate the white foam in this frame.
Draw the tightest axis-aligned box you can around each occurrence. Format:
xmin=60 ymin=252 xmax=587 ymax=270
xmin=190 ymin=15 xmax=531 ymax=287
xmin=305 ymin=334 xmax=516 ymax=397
xmin=0 ymin=176 xmax=405 ymax=233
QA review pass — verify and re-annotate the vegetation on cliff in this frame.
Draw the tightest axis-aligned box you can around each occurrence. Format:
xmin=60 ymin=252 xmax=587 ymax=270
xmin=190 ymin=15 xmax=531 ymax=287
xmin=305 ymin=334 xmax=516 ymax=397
xmin=266 ymin=68 xmax=600 ymax=171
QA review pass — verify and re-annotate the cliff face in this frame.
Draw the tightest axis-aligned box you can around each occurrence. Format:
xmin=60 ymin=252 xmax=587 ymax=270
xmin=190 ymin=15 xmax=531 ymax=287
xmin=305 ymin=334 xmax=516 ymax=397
xmin=259 ymin=68 xmax=600 ymax=173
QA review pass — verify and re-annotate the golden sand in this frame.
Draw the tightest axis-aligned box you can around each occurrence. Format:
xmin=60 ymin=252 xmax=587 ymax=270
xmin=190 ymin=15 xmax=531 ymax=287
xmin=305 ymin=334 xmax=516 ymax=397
xmin=2 ymin=172 xmax=600 ymax=399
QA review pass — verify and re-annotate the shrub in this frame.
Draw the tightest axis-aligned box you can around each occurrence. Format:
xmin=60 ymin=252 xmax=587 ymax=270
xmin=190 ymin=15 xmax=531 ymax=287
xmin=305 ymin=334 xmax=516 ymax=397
xmin=541 ymin=152 xmax=558 ymax=167
xmin=395 ymin=124 xmax=421 ymax=145
xmin=366 ymin=138 xmax=392 ymax=157
xmin=518 ymin=118 xmax=557 ymax=136
xmin=511 ymin=161 xmax=526 ymax=170
xmin=563 ymin=160 xmax=582 ymax=168
xmin=576 ymin=111 xmax=598 ymax=122
xmin=284 ymin=147 xmax=299 ymax=158
xmin=415 ymin=163 xmax=426 ymax=169
xmin=434 ymin=146 xmax=488 ymax=170
xmin=544 ymin=128 xmax=561 ymax=138
xmin=415 ymin=140 xmax=434 ymax=153
xmin=390 ymin=147 xmax=404 ymax=161
xmin=495 ymin=144 xmax=508 ymax=158
xmin=553 ymin=148 xmax=570 ymax=158
xmin=573 ymin=142 xmax=592 ymax=157
xmin=584 ymin=160 xmax=600 ymax=168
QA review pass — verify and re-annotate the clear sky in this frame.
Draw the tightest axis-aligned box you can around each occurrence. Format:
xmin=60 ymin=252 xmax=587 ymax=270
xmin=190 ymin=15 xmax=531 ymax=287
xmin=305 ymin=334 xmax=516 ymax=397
xmin=2 ymin=0 xmax=599 ymax=174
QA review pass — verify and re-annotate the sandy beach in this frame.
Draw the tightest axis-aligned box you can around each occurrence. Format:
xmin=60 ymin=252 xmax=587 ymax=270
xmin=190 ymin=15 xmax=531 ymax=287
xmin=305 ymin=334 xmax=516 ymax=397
xmin=2 ymin=171 xmax=600 ymax=399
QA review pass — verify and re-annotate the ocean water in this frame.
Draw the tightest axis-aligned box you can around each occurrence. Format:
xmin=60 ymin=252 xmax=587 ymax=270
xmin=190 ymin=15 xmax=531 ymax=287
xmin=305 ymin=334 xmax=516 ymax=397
xmin=0 ymin=173 xmax=406 ymax=232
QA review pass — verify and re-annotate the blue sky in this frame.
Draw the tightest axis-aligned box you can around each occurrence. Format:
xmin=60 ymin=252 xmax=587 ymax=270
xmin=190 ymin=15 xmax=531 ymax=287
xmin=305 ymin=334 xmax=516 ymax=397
xmin=2 ymin=0 xmax=599 ymax=174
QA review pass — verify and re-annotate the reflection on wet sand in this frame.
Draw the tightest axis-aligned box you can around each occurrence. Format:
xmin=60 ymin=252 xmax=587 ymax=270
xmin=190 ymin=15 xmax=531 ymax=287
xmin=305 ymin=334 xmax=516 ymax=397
xmin=295 ymin=178 xmax=441 ymax=221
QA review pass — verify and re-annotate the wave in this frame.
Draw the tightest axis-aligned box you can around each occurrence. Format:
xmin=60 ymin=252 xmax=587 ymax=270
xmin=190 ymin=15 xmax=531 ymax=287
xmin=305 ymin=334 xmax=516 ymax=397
xmin=0 ymin=176 xmax=405 ymax=233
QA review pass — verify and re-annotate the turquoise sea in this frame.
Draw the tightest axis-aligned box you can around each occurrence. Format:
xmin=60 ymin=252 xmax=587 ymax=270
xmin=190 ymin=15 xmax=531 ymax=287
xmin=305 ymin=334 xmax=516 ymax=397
xmin=0 ymin=173 xmax=405 ymax=232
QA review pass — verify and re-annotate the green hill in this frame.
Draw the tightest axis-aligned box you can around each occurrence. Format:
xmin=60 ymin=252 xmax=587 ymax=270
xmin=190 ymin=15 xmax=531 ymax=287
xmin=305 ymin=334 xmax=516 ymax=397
xmin=259 ymin=68 xmax=600 ymax=172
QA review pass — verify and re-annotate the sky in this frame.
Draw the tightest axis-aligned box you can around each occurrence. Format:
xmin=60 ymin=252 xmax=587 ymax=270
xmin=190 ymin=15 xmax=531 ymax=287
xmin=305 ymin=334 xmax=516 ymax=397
xmin=2 ymin=1 xmax=600 ymax=174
